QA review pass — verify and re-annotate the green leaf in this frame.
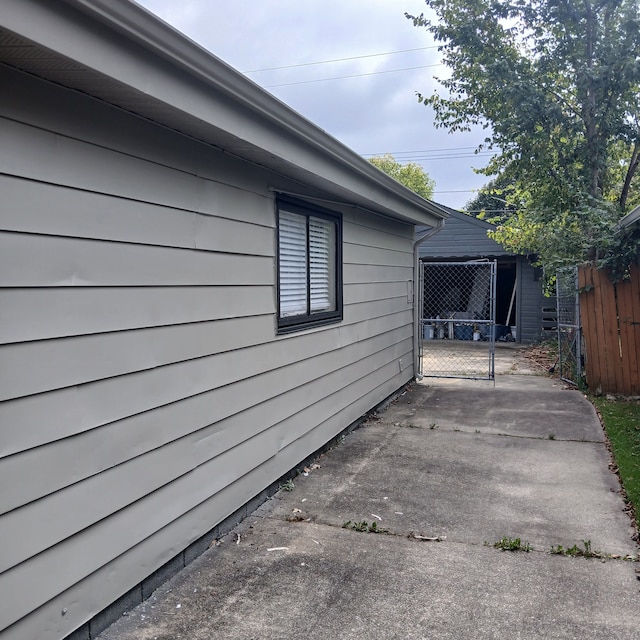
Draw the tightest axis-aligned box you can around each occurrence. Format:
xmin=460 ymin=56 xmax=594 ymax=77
xmin=409 ymin=0 xmax=640 ymax=273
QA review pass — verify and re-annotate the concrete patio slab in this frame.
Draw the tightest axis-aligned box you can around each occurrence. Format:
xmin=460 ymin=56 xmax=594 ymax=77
xmin=267 ymin=419 xmax=634 ymax=554
xmin=96 ymin=360 xmax=640 ymax=640
xmin=98 ymin=518 xmax=639 ymax=640
xmin=387 ymin=382 xmax=604 ymax=441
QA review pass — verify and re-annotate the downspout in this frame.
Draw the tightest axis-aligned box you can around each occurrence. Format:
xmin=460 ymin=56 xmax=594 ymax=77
xmin=413 ymin=219 xmax=445 ymax=379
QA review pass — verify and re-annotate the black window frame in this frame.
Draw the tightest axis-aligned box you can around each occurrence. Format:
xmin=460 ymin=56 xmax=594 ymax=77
xmin=276 ymin=195 xmax=343 ymax=334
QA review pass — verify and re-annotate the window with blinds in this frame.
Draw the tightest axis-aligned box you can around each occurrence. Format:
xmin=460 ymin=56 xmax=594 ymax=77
xmin=277 ymin=197 xmax=342 ymax=333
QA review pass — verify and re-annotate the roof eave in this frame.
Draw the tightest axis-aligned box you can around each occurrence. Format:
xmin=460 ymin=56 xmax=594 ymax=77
xmin=5 ymin=0 xmax=446 ymax=227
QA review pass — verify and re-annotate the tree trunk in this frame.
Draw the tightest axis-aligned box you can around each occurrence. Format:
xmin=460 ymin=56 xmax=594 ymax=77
xmin=583 ymin=1 xmax=601 ymax=198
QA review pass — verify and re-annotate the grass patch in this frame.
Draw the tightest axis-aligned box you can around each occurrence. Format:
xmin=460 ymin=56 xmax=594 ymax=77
xmin=592 ymin=396 xmax=640 ymax=530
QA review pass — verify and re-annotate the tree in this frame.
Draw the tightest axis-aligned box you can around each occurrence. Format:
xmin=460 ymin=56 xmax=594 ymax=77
xmin=464 ymin=175 xmax=517 ymax=225
xmin=369 ymin=153 xmax=435 ymax=199
xmin=407 ymin=0 xmax=640 ymax=273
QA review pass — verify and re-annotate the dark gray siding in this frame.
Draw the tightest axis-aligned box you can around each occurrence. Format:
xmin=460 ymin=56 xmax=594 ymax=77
xmin=417 ymin=210 xmax=510 ymax=258
xmin=517 ymin=260 xmax=548 ymax=343
xmin=0 ymin=66 xmax=416 ymax=640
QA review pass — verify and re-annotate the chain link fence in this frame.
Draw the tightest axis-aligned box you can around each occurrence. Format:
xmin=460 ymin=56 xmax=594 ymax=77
xmin=420 ymin=261 xmax=497 ymax=379
xmin=556 ymin=266 xmax=583 ymax=386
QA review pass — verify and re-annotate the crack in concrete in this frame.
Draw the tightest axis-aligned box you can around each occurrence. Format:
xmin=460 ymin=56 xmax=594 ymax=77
xmin=397 ymin=423 xmax=604 ymax=444
xmin=269 ymin=516 xmax=639 ymax=564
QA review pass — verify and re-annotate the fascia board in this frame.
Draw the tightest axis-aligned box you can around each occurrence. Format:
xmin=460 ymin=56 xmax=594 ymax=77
xmin=3 ymin=0 xmax=445 ymax=227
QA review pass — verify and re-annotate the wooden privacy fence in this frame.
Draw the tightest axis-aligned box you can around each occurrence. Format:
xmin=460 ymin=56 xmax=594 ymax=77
xmin=578 ymin=264 xmax=640 ymax=395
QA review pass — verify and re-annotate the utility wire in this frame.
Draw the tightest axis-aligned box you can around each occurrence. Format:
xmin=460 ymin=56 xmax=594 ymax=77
xmin=243 ymin=45 xmax=439 ymax=73
xmin=362 ymin=146 xmax=497 ymax=162
xmin=432 ymin=189 xmax=480 ymax=193
xmin=389 ymin=153 xmax=493 ymax=161
xmin=365 ymin=152 xmax=494 ymax=162
xmin=362 ymin=146 xmax=481 ymax=156
xmin=363 ymin=148 xmax=473 ymax=156
xmin=466 ymin=209 xmax=518 ymax=213
xmin=264 ymin=63 xmax=442 ymax=88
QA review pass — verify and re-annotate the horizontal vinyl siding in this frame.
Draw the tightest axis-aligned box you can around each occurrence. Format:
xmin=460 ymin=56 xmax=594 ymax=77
xmin=418 ymin=214 xmax=509 ymax=258
xmin=519 ymin=261 xmax=546 ymax=343
xmin=1 ymin=70 xmax=416 ymax=639
xmin=0 ymin=286 xmax=274 ymax=344
xmin=0 ymin=308 xmax=410 ymax=458
xmin=0 ymin=313 xmax=412 ymax=509
xmin=0 ymin=231 xmax=273 ymax=287
xmin=0 ymin=174 xmax=274 ymax=254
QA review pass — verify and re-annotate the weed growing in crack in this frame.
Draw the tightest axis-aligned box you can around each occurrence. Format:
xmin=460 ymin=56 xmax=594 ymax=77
xmin=491 ymin=536 xmax=532 ymax=552
xmin=550 ymin=540 xmax=602 ymax=558
xmin=279 ymin=479 xmax=295 ymax=492
xmin=343 ymin=520 xmax=389 ymax=534
xmin=550 ymin=540 xmax=638 ymax=561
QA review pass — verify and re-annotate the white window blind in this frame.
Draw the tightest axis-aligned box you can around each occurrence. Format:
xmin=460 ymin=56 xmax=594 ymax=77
xmin=309 ymin=216 xmax=336 ymax=312
xmin=279 ymin=210 xmax=307 ymax=317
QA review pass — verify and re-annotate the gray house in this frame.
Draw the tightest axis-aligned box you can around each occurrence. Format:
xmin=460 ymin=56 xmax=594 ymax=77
xmin=0 ymin=2 xmax=446 ymax=639
xmin=418 ymin=207 xmax=551 ymax=343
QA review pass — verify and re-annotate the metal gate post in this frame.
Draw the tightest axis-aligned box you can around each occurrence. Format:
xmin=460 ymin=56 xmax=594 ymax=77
xmin=418 ymin=261 xmax=425 ymax=378
xmin=556 ymin=266 xmax=582 ymax=385
xmin=414 ymin=223 xmax=443 ymax=379
xmin=489 ymin=260 xmax=497 ymax=381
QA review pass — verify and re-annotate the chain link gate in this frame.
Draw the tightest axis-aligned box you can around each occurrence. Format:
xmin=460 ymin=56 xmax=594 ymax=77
xmin=556 ymin=266 xmax=583 ymax=386
xmin=419 ymin=261 xmax=497 ymax=379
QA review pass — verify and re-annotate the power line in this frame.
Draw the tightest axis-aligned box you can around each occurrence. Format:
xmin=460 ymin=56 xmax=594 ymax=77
xmin=433 ymin=189 xmax=480 ymax=193
xmin=243 ymin=45 xmax=439 ymax=73
xmin=391 ymin=153 xmax=494 ymax=161
xmin=365 ymin=152 xmax=494 ymax=162
xmin=362 ymin=146 xmax=478 ymax=156
xmin=264 ymin=63 xmax=442 ymax=88
xmin=466 ymin=209 xmax=518 ymax=213
xmin=362 ymin=147 xmax=498 ymax=163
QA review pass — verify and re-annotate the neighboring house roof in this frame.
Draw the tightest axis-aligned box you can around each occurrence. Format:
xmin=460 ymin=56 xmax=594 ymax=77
xmin=417 ymin=205 xmax=514 ymax=259
xmin=0 ymin=0 xmax=447 ymax=227
xmin=620 ymin=205 xmax=640 ymax=229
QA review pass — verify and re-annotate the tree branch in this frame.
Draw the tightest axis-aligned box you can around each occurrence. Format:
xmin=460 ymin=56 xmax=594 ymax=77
xmin=620 ymin=140 xmax=640 ymax=210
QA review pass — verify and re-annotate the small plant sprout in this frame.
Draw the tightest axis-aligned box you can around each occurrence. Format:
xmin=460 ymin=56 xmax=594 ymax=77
xmin=342 ymin=520 xmax=390 ymax=534
xmin=550 ymin=540 xmax=602 ymax=558
xmin=279 ymin=479 xmax=295 ymax=492
xmin=492 ymin=536 xmax=532 ymax=552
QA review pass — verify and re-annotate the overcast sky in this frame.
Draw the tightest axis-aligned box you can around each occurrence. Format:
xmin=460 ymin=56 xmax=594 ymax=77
xmin=135 ymin=0 xmax=491 ymax=209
